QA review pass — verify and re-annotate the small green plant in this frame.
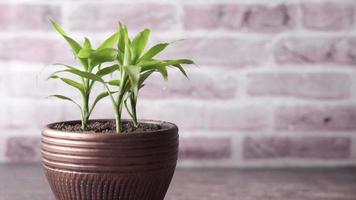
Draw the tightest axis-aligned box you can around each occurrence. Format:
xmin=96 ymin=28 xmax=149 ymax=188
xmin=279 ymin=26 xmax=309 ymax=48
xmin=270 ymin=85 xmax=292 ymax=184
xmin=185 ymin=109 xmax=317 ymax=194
xmin=48 ymin=20 xmax=194 ymax=133
xmin=48 ymin=20 xmax=119 ymax=130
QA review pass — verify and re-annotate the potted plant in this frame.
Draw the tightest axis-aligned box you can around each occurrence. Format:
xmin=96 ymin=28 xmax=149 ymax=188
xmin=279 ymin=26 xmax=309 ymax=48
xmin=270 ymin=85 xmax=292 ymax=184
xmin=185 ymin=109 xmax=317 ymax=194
xmin=41 ymin=20 xmax=194 ymax=200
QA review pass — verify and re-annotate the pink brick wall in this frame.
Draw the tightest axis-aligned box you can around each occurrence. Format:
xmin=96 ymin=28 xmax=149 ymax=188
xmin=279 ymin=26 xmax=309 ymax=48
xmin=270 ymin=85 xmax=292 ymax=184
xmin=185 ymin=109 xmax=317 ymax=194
xmin=0 ymin=0 xmax=355 ymax=168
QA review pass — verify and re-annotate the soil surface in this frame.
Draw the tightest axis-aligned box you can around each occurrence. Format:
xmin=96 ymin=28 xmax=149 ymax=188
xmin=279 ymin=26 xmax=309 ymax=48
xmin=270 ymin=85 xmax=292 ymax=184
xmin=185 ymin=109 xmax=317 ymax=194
xmin=51 ymin=120 xmax=163 ymax=134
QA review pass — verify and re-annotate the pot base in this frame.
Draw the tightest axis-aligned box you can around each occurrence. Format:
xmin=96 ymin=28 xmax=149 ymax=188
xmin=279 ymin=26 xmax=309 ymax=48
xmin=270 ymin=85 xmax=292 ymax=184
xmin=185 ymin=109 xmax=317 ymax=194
xmin=44 ymin=166 xmax=175 ymax=200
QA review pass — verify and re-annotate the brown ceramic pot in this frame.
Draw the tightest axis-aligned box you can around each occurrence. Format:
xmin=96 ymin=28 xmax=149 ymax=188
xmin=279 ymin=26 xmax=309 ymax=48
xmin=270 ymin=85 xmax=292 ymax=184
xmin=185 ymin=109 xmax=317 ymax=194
xmin=41 ymin=119 xmax=179 ymax=200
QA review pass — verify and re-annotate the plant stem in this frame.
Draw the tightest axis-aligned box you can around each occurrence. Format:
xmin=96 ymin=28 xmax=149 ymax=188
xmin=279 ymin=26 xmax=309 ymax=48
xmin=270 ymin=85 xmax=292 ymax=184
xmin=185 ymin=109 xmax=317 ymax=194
xmin=130 ymin=94 xmax=138 ymax=127
xmin=81 ymin=92 xmax=90 ymax=130
xmin=104 ymin=84 xmax=121 ymax=133
xmin=115 ymin=109 xmax=121 ymax=133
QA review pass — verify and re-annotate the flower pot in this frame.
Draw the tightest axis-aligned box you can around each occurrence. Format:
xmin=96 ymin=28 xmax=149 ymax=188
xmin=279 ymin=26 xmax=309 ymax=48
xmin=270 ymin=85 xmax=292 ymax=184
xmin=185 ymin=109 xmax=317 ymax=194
xmin=41 ymin=119 xmax=179 ymax=200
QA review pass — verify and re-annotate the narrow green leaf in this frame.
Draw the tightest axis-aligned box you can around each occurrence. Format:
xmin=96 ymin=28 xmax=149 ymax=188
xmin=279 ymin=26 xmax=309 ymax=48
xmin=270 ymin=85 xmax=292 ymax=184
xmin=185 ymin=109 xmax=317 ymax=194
xmin=138 ymin=60 xmax=161 ymax=68
xmin=168 ymin=59 xmax=195 ymax=65
xmin=50 ymin=19 xmax=88 ymax=69
xmin=123 ymin=38 xmax=131 ymax=66
xmin=131 ymin=29 xmax=150 ymax=62
xmin=48 ymin=94 xmax=82 ymax=110
xmin=83 ymin=37 xmax=92 ymax=49
xmin=50 ymin=76 xmax=85 ymax=94
xmin=158 ymin=59 xmax=194 ymax=67
xmin=97 ymin=32 xmax=119 ymax=50
xmin=107 ymin=79 xmax=121 ymax=86
xmin=90 ymin=91 xmax=118 ymax=114
xmin=118 ymin=23 xmax=130 ymax=53
xmin=96 ymin=64 xmax=119 ymax=77
xmin=124 ymin=65 xmax=140 ymax=97
xmin=118 ymin=23 xmax=125 ymax=53
xmin=50 ymin=19 xmax=67 ymax=36
xmin=138 ymin=43 xmax=169 ymax=62
xmin=138 ymin=70 xmax=154 ymax=87
xmin=66 ymin=69 xmax=105 ymax=83
xmin=77 ymin=49 xmax=93 ymax=58
xmin=53 ymin=63 xmax=78 ymax=70
xmin=172 ymin=64 xmax=188 ymax=78
xmin=124 ymin=65 xmax=140 ymax=86
xmin=156 ymin=66 xmax=168 ymax=80
xmin=91 ymin=48 xmax=118 ymax=62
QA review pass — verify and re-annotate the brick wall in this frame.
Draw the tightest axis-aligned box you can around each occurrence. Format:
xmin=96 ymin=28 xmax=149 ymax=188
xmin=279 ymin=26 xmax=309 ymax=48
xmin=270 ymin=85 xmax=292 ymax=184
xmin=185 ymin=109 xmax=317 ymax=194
xmin=0 ymin=0 xmax=355 ymax=167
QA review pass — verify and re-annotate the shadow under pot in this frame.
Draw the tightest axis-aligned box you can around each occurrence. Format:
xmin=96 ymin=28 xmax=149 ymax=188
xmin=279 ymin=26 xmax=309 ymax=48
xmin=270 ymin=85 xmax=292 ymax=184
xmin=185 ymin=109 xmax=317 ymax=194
xmin=41 ymin=119 xmax=179 ymax=200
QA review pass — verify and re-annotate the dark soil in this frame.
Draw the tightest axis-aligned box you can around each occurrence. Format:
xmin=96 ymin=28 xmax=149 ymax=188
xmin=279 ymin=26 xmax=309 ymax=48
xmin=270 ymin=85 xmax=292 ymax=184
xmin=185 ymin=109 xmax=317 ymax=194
xmin=51 ymin=120 xmax=163 ymax=134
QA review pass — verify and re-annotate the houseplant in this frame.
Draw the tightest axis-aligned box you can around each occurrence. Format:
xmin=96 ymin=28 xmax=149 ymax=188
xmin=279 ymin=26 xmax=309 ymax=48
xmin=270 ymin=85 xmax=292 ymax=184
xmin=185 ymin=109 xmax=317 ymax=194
xmin=41 ymin=20 xmax=194 ymax=200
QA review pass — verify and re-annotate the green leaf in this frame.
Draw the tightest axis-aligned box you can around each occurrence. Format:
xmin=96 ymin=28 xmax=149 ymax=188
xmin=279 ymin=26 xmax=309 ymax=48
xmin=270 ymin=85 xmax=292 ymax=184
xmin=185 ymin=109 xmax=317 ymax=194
xmin=124 ymin=65 xmax=140 ymax=97
xmin=167 ymin=59 xmax=195 ymax=65
xmin=107 ymin=79 xmax=121 ymax=86
xmin=138 ymin=60 xmax=161 ymax=67
xmin=91 ymin=48 xmax=118 ymax=62
xmin=77 ymin=49 xmax=93 ymax=58
xmin=66 ymin=69 xmax=105 ymax=83
xmin=124 ymin=65 xmax=140 ymax=86
xmin=96 ymin=64 xmax=119 ymax=77
xmin=138 ymin=70 xmax=154 ymax=87
xmin=118 ymin=23 xmax=129 ymax=53
xmin=48 ymin=94 xmax=82 ymax=110
xmin=50 ymin=19 xmax=88 ymax=70
xmin=90 ymin=91 xmax=117 ymax=114
xmin=83 ymin=37 xmax=92 ymax=49
xmin=123 ymin=38 xmax=131 ymax=66
xmin=50 ymin=19 xmax=67 ymax=36
xmin=172 ymin=64 xmax=188 ymax=78
xmin=138 ymin=43 xmax=169 ymax=62
xmin=50 ymin=75 xmax=85 ymax=94
xmin=97 ymin=32 xmax=119 ymax=50
xmin=156 ymin=66 xmax=168 ymax=80
xmin=158 ymin=59 xmax=194 ymax=67
xmin=53 ymin=63 xmax=78 ymax=70
xmin=131 ymin=29 xmax=150 ymax=62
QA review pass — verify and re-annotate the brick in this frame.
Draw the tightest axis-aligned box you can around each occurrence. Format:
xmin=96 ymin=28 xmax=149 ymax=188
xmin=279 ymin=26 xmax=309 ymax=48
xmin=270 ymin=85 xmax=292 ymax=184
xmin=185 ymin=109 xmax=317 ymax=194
xmin=243 ymin=137 xmax=289 ymax=159
xmin=0 ymin=38 xmax=73 ymax=63
xmin=204 ymin=105 xmax=270 ymax=131
xmin=289 ymin=137 xmax=351 ymax=159
xmin=141 ymin=70 xmax=238 ymax=99
xmin=302 ymin=3 xmax=354 ymax=31
xmin=275 ymin=105 xmax=356 ymax=131
xmin=242 ymin=4 xmax=296 ymax=33
xmin=161 ymin=38 xmax=268 ymax=67
xmin=68 ymin=4 xmax=177 ymax=31
xmin=275 ymin=37 xmax=356 ymax=65
xmin=156 ymin=103 xmax=269 ymax=131
xmin=179 ymin=137 xmax=231 ymax=159
xmin=183 ymin=4 xmax=295 ymax=32
xmin=247 ymin=73 xmax=351 ymax=99
xmin=6 ymin=136 xmax=41 ymax=163
xmin=0 ymin=4 xmax=61 ymax=31
xmin=243 ymin=136 xmax=351 ymax=159
xmin=183 ymin=4 xmax=244 ymax=30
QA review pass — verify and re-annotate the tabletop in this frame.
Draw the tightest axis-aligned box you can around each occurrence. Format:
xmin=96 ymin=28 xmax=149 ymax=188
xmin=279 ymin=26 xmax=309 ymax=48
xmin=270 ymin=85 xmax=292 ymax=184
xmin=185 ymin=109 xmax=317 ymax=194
xmin=1 ymin=164 xmax=356 ymax=200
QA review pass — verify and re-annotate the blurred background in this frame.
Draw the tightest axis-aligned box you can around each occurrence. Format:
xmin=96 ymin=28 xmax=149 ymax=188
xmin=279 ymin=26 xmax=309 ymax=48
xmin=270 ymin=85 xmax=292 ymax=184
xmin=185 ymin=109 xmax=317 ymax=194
xmin=0 ymin=0 xmax=355 ymax=168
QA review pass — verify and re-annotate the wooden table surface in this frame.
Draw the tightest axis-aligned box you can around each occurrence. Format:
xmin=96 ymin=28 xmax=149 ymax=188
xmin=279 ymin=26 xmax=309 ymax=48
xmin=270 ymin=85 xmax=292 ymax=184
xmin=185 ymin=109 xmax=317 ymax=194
xmin=1 ymin=164 xmax=355 ymax=200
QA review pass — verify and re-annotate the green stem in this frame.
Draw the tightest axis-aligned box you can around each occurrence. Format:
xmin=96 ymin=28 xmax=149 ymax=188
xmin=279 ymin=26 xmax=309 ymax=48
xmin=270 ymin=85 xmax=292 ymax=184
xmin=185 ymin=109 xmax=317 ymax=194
xmin=124 ymin=98 xmax=135 ymax=120
xmin=81 ymin=92 xmax=90 ymax=130
xmin=130 ymin=94 xmax=138 ymax=127
xmin=104 ymin=84 xmax=121 ymax=133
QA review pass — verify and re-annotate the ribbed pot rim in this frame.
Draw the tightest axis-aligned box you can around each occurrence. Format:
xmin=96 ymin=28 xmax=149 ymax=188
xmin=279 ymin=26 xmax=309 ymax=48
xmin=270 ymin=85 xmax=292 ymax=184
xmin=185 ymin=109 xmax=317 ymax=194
xmin=43 ymin=119 xmax=178 ymax=139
